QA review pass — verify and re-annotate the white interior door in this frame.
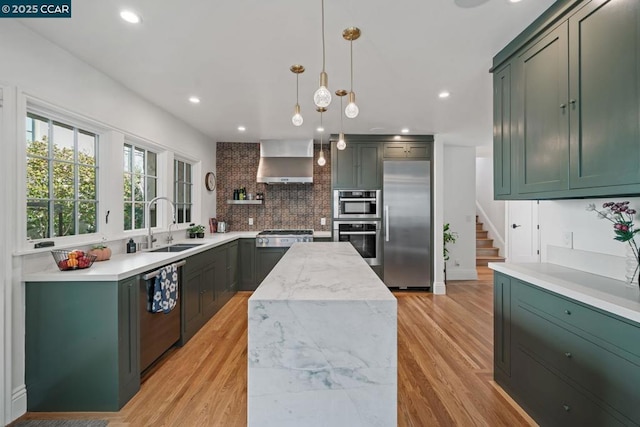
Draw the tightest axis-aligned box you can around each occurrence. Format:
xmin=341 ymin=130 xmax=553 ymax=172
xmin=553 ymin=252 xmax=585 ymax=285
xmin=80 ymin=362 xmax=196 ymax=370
xmin=506 ymin=200 xmax=540 ymax=263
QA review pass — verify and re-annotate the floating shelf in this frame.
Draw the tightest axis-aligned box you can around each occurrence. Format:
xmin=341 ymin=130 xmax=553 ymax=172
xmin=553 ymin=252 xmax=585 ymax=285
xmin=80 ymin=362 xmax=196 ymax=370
xmin=226 ymin=200 xmax=263 ymax=205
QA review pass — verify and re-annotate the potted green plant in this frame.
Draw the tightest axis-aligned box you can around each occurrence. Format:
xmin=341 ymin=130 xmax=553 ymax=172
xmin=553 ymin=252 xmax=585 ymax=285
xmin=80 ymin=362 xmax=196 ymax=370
xmin=188 ymin=224 xmax=206 ymax=238
xmin=443 ymin=223 xmax=458 ymax=283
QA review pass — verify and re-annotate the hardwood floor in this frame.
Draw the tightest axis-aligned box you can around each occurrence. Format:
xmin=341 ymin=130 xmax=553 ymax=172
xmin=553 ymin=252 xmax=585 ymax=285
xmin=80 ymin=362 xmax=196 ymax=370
xmin=15 ymin=267 xmax=536 ymax=426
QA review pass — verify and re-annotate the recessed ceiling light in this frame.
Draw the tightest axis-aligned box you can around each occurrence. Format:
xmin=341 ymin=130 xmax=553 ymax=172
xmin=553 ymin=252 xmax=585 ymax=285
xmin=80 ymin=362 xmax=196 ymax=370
xmin=509 ymin=0 xmax=522 ymax=3
xmin=401 ymin=128 xmax=410 ymax=134
xmin=120 ymin=10 xmax=141 ymax=24
xmin=439 ymin=91 xmax=450 ymax=99
xmin=237 ymin=126 xmax=246 ymax=132
xmin=317 ymin=126 xmax=325 ymax=132
xmin=188 ymin=96 xmax=200 ymax=104
xmin=394 ymin=135 xmax=401 ymax=140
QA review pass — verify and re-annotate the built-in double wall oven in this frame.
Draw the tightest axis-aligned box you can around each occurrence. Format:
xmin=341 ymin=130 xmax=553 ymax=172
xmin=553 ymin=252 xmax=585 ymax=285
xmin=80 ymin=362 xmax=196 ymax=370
xmin=332 ymin=190 xmax=382 ymax=266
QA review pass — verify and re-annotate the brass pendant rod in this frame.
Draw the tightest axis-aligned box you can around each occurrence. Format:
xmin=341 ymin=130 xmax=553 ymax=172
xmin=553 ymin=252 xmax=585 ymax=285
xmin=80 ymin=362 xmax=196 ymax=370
xmin=350 ymin=38 xmax=354 ymax=92
xmin=321 ymin=0 xmax=326 ymax=72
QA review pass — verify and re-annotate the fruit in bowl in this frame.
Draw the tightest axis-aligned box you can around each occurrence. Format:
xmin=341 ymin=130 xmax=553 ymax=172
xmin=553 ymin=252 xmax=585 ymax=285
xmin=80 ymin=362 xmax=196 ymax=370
xmin=51 ymin=250 xmax=97 ymax=271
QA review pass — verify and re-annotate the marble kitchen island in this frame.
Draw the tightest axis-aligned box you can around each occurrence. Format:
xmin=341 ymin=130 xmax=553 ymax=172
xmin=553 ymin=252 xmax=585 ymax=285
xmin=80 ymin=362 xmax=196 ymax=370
xmin=248 ymin=242 xmax=397 ymax=427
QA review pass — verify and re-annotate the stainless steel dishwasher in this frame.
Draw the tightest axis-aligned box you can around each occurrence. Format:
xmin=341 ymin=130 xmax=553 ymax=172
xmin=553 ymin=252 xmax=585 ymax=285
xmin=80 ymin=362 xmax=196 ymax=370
xmin=139 ymin=260 xmax=185 ymax=372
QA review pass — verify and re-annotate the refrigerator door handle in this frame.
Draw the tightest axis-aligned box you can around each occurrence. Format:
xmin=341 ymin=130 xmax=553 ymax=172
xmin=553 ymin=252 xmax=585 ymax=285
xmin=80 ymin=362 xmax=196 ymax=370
xmin=384 ymin=205 xmax=390 ymax=242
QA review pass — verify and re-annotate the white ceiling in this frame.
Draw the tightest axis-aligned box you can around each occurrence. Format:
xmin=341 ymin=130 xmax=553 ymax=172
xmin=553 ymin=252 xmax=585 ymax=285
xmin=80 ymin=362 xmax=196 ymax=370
xmin=19 ymin=0 xmax=555 ymax=145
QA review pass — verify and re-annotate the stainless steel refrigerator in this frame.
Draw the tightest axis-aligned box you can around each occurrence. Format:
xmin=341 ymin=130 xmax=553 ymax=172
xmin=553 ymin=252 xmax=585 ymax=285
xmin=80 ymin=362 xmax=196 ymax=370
xmin=383 ymin=160 xmax=431 ymax=288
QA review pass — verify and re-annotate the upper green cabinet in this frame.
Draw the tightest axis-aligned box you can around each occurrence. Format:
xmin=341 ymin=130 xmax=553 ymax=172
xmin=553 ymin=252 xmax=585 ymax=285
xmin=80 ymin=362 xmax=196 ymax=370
xmin=568 ymin=0 xmax=640 ymax=191
xmin=383 ymin=143 xmax=430 ymax=159
xmin=331 ymin=141 xmax=382 ymax=189
xmin=493 ymin=63 xmax=512 ymax=197
xmin=331 ymin=135 xmax=432 ymax=189
xmin=493 ymin=0 xmax=640 ymax=200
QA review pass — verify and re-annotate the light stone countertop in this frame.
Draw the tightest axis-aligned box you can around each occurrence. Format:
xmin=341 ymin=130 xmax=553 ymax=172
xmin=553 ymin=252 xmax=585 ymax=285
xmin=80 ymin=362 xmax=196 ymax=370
xmin=489 ymin=262 xmax=640 ymax=324
xmin=23 ymin=230 xmax=332 ymax=283
xmin=250 ymin=242 xmax=395 ymax=301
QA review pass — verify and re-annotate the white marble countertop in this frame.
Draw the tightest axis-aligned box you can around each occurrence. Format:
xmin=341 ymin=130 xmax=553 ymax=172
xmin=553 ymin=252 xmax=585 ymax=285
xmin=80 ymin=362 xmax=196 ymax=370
xmin=23 ymin=230 xmax=333 ymax=283
xmin=489 ymin=262 xmax=640 ymax=324
xmin=251 ymin=242 xmax=395 ymax=301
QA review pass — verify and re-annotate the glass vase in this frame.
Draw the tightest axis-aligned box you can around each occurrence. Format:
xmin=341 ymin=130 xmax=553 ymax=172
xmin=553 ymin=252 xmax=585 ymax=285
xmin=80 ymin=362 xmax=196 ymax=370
xmin=624 ymin=244 xmax=639 ymax=287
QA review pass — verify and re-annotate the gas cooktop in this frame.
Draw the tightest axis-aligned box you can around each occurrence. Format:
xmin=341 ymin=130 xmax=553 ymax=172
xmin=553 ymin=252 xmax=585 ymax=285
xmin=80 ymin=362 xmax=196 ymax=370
xmin=256 ymin=229 xmax=314 ymax=247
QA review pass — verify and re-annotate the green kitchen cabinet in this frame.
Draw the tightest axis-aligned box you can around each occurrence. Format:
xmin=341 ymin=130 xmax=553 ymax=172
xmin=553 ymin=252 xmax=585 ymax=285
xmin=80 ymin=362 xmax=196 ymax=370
xmin=493 ymin=272 xmax=511 ymax=380
xmin=25 ymin=277 xmax=140 ymax=411
xmin=215 ymin=241 xmax=238 ymax=309
xmin=382 ymin=142 xmax=430 ymax=159
xmin=492 ymin=0 xmax=640 ymax=200
xmin=515 ymin=22 xmax=569 ymax=195
xmin=493 ymin=63 xmax=513 ymax=198
xmin=567 ymin=0 xmax=640 ymax=192
xmin=494 ymin=273 xmax=640 ymax=425
xmin=239 ymin=238 xmax=257 ymax=291
xmin=256 ymin=247 xmax=288 ymax=285
xmin=182 ymin=248 xmax=215 ymax=342
xmin=331 ymin=141 xmax=382 ymax=189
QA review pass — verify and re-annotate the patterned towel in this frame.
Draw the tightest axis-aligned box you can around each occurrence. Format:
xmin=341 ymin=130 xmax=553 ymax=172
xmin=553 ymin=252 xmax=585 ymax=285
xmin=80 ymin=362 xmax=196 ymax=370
xmin=149 ymin=264 xmax=179 ymax=313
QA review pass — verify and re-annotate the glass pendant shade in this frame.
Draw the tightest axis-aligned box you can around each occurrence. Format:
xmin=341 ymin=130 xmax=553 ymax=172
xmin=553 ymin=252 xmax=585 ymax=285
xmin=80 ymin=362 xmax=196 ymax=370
xmin=292 ymin=104 xmax=303 ymax=126
xmin=314 ymin=72 xmax=332 ymax=108
xmin=345 ymin=91 xmax=359 ymax=118
xmin=337 ymin=132 xmax=346 ymax=150
xmin=317 ymin=149 xmax=326 ymax=166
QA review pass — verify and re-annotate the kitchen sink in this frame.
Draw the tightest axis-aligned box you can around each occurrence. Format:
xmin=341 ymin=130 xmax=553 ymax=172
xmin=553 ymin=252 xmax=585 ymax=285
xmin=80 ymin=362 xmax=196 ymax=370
xmin=149 ymin=243 xmax=203 ymax=253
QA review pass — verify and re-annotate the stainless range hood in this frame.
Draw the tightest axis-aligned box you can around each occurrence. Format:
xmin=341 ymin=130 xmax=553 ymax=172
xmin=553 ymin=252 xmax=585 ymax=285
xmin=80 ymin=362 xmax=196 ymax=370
xmin=257 ymin=139 xmax=314 ymax=184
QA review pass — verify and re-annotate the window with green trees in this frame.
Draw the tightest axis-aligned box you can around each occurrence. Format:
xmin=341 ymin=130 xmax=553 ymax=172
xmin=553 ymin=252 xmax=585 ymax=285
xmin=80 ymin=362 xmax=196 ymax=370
xmin=174 ymin=159 xmax=192 ymax=224
xmin=123 ymin=143 xmax=157 ymax=230
xmin=26 ymin=113 xmax=98 ymax=240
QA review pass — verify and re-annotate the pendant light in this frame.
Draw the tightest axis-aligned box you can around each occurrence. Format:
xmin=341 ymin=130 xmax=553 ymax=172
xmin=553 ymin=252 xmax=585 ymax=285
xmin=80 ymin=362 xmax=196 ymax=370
xmin=290 ymin=65 xmax=305 ymax=126
xmin=343 ymin=27 xmax=361 ymax=118
xmin=317 ymin=107 xmax=327 ymax=166
xmin=313 ymin=0 xmax=331 ymax=108
xmin=335 ymin=89 xmax=347 ymax=150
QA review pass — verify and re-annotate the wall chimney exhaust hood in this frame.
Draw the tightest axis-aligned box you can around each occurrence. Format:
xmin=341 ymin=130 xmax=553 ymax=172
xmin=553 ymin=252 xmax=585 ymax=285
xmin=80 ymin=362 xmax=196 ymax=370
xmin=257 ymin=139 xmax=314 ymax=184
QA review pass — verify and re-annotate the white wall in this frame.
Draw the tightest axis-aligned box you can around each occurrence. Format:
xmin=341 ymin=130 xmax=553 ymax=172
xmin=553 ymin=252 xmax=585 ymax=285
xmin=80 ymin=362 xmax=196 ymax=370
xmin=443 ymin=145 xmax=477 ymax=281
xmin=539 ymin=197 xmax=640 ymax=281
xmin=475 ymin=154 xmax=505 ymax=255
xmin=0 ymin=21 xmax=216 ymax=424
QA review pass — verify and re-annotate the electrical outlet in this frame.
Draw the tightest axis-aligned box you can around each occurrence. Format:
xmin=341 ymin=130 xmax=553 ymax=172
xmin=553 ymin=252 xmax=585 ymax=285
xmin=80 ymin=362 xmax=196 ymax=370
xmin=562 ymin=231 xmax=573 ymax=248
xmin=248 ymin=218 xmax=254 ymax=226
xmin=320 ymin=217 xmax=326 ymax=226
xmin=454 ymin=259 xmax=460 ymax=266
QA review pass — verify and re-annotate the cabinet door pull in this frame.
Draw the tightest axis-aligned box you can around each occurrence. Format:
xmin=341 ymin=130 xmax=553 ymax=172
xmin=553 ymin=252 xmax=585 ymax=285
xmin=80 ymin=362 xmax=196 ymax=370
xmin=563 ymin=404 xmax=571 ymax=412
xmin=564 ymin=309 xmax=571 ymax=315
xmin=565 ymin=352 xmax=572 ymax=358
xmin=569 ymin=99 xmax=576 ymax=105
xmin=560 ymin=103 xmax=567 ymax=109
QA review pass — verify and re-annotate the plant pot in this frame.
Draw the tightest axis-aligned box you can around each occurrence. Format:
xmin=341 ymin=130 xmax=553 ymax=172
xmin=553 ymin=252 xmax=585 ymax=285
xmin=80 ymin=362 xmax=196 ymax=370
xmin=189 ymin=233 xmax=196 ymax=238
xmin=197 ymin=232 xmax=205 ymax=238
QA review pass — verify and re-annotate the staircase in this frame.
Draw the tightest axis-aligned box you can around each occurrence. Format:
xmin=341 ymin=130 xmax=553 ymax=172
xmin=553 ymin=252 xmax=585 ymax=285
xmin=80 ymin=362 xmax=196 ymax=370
xmin=476 ymin=216 xmax=505 ymax=266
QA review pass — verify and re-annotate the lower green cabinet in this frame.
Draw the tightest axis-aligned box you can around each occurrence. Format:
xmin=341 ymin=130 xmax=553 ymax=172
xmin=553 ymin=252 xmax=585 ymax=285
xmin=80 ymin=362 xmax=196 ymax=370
xmin=495 ymin=273 xmax=640 ymax=426
xmin=26 ymin=277 xmax=140 ymax=411
xmin=182 ymin=241 xmax=238 ymax=344
xmin=256 ymin=247 xmax=288 ymax=285
xmin=239 ymin=239 xmax=257 ymax=291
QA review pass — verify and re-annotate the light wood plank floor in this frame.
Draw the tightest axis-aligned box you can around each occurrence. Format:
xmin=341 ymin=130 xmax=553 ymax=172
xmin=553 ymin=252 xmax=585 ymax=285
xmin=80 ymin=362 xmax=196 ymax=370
xmin=14 ymin=267 xmax=536 ymax=426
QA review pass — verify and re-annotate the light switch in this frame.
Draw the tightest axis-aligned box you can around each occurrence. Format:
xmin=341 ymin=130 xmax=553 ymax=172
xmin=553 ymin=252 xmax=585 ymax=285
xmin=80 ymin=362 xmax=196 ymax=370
xmin=320 ymin=217 xmax=326 ymax=226
xmin=248 ymin=218 xmax=254 ymax=226
xmin=562 ymin=231 xmax=573 ymax=248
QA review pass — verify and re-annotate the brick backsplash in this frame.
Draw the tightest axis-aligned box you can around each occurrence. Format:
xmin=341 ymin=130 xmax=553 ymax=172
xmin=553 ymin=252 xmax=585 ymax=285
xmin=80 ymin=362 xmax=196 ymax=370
xmin=215 ymin=142 xmax=332 ymax=232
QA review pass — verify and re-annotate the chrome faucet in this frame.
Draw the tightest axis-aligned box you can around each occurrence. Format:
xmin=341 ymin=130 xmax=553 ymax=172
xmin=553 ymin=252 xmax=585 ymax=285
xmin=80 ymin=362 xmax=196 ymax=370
xmin=146 ymin=196 xmax=176 ymax=249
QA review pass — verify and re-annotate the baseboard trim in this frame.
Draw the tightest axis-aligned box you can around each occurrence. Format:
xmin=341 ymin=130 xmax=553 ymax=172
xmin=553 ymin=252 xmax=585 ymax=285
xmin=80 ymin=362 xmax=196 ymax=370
xmin=446 ymin=268 xmax=479 ymax=281
xmin=11 ymin=384 xmax=26 ymax=423
xmin=433 ymin=281 xmax=446 ymax=295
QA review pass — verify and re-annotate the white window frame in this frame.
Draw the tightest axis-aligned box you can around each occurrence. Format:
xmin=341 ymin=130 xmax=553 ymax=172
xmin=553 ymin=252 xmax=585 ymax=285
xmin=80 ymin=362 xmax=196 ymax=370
xmin=25 ymin=109 xmax=100 ymax=241
xmin=173 ymin=158 xmax=194 ymax=225
xmin=123 ymin=142 xmax=159 ymax=231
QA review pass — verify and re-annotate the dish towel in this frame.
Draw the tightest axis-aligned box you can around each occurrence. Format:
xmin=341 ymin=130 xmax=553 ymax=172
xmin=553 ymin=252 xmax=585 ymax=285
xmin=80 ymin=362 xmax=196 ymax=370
xmin=149 ymin=263 xmax=179 ymax=314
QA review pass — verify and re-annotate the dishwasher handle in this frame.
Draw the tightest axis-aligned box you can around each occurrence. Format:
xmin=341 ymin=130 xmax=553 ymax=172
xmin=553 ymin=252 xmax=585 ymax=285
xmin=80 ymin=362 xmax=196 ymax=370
xmin=142 ymin=259 xmax=187 ymax=281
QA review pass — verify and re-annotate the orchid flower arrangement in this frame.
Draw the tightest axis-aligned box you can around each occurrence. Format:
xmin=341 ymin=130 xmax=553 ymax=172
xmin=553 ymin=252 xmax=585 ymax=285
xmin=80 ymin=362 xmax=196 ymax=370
xmin=586 ymin=201 xmax=639 ymax=285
